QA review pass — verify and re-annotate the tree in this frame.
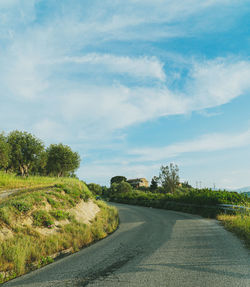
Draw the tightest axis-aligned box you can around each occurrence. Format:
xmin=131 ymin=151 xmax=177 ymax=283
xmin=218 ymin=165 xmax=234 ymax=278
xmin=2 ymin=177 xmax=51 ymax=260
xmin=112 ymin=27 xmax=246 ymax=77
xmin=88 ymin=183 xmax=103 ymax=195
xmin=158 ymin=163 xmax=179 ymax=193
xmin=31 ymin=150 xmax=48 ymax=176
xmin=7 ymin=130 xmax=44 ymax=176
xmin=46 ymin=143 xmax=80 ymax=177
xmin=0 ymin=133 xmax=10 ymax=172
xmin=110 ymin=176 xmax=127 ymax=186
xmin=110 ymin=181 xmax=132 ymax=194
xmin=150 ymin=176 xmax=158 ymax=191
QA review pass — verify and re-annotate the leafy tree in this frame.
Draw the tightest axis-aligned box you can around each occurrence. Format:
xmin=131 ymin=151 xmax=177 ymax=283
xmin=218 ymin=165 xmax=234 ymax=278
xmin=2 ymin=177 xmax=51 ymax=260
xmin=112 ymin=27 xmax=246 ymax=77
xmin=46 ymin=143 xmax=80 ymax=177
xmin=0 ymin=133 xmax=10 ymax=172
xmin=7 ymin=130 xmax=44 ymax=176
xmin=88 ymin=183 xmax=103 ymax=195
xmin=31 ymin=150 xmax=48 ymax=176
xmin=158 ymin=163 xmax=179 ymax=193
xmin=110 ymin=181 xmax=132 ymax=194
xmin=110 ymin=176 xmax=127 ymax=186
xmin=150 ymin=176 xmax=158 ymax=191
xmin=101 ymin=186 xmax=109 ymax=197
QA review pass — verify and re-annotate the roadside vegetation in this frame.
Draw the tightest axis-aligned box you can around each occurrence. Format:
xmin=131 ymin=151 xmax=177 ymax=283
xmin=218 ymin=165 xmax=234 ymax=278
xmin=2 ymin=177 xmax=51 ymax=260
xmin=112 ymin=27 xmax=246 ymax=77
xmin=0 ymin=177 xmax=118 ymax=283
xmin=90 ymin=164 xmax=250 ymax=248
xmin=0 ymin=130 xmax=119 ymax=283
xmin=217 ymin=212 xmax=250 ymax=248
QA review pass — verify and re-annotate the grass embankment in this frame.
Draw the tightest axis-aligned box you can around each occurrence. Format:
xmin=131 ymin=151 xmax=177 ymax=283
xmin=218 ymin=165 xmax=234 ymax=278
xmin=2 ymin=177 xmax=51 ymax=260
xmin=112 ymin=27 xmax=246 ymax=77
xmin=217 ymin=213 xmax=250 ymax=248
xmin=0 ymin=175 xmax=119 ymax=283
xmin=108 ymin=188 xmax=250 ymax=247
xmin=0 ymin=171 xmax=75 ymax=192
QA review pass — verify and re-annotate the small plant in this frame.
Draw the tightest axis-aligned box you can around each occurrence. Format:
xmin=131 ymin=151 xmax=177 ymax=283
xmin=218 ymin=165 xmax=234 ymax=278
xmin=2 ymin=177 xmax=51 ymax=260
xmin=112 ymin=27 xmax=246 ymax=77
xmin=39 ymin=256 xmax=54 ymax=267
xmin=50 ymin=210 xmax=70 ymax=220
xmin=32 ymin=210 xmax=54 ymax=227
xmin=11 ymin=200 xmax=32 ymax=213
xmin=46 ymin=196 xmax=60 ymax=208
xmin=0 ymin=208 xmax=11 ymax=225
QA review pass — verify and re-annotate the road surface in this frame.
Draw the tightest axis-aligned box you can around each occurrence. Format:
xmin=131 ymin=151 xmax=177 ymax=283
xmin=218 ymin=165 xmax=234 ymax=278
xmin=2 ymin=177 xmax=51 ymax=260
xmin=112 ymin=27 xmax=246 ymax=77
xmin=4 ymin=203 xmax=250 ymax=287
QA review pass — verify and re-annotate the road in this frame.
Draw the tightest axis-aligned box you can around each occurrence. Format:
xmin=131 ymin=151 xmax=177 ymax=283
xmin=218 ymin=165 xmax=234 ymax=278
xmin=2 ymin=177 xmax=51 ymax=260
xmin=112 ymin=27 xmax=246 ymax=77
xmin=3 ymin=203 xmax=250 ymax=287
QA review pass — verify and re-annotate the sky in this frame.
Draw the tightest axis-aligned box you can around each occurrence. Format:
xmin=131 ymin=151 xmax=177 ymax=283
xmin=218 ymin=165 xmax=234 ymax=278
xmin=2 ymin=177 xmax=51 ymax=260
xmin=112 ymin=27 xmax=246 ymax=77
xmin=0 ymin=0 xmax=250 ymax=189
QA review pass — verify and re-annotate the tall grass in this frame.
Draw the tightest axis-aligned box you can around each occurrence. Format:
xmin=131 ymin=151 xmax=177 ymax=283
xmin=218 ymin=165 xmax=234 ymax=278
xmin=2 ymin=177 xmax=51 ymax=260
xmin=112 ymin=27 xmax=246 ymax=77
xmin=0 ymin=179 xmax=119 ymax=283
xmin=0 ymin=171 xmax=81 ymax=191
xmin=217 ymin=212 xmax=250 ymax=248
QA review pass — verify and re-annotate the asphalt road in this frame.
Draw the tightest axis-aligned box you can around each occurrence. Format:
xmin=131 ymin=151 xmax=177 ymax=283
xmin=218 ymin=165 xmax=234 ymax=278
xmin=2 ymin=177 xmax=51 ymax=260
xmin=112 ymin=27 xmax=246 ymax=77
xmin=3 ymin=203 xmax=250 ymax=287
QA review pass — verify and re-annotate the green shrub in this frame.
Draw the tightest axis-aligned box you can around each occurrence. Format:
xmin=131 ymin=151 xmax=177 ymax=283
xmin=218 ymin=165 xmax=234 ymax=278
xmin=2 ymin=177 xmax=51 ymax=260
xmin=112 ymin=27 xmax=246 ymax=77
xmin=50 ymin=210 xmax=70 ymax=220
xmin=32 ymin=210 xmax=54 ymax=227
xmin=38 ymin=256 xmax=54 ymax=267
xmin=11 ymin=200 xmax=32 ymax=213
xmin=46 ymin=197 xmax=60 ymax=208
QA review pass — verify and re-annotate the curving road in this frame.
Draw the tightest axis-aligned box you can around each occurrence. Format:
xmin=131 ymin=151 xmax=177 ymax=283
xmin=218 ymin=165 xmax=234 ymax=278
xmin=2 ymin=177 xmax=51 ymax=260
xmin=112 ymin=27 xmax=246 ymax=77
xmin=4 ymin=203 xmax=250 ymax=287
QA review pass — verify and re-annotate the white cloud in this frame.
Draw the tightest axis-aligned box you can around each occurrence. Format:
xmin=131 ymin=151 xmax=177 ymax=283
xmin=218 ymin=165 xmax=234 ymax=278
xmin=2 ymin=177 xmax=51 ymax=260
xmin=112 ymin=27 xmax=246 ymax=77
xmin=54 ymin=57 xmax=250 ymax=140
xmin=32 ymin=119 xmax=69 ymax=144
xmin=0 ymin=0 xmax=37 ymax=30
xmin=58 ymin=85 xmax=190 ymax=140
xmin=2 ymin=50 xmax=250 ymax=143
xmin=83 ymin=0 xmax=243 ymax=41
xmin=130 ymin=129 xmax=250 ymax=162
xmin=188 ymin=59 xmax=250 ymax=109
xmin=59 ymin=54 xmax=166 ymax=81
xmin=4 ymin=54 xmax=49 ymax=100
xmin=95 ymin=0 xmax=240 ymax=28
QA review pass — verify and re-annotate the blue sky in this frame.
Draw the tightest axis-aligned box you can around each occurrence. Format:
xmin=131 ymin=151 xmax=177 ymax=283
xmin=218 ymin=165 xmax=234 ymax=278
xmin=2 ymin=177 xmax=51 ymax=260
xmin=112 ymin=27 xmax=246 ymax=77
xmin=0 ymin=0 xmax=250 ymax=189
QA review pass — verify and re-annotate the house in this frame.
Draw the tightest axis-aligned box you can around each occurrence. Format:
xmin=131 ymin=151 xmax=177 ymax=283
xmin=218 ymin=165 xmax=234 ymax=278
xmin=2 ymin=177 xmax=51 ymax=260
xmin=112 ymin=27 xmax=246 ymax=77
xmin=127 ymin=178 xmax=149 ymax=188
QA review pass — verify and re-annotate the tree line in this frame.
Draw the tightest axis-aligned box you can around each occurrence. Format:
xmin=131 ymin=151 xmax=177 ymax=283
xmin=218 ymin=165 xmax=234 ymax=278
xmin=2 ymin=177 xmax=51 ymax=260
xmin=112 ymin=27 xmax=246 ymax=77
xmin=108 ymin=163 xmax=182 ymax=194
xmin=0 ymin=130 xmax=80 ymax=177
xmin=88 ymin=163 xmax=186 ymax=196
xmin=87 ymin=164 xmax=248 ymax=209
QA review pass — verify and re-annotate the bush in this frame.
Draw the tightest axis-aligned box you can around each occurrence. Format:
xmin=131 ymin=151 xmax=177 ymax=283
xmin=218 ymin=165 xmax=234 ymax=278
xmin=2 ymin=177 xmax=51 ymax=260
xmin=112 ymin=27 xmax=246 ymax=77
xmin=32 ymin=210 xmax=54 ymax=227
xmin=110 ymin=181 xmax=132 ymax=195
xmin=87 ymin=183 xmax=103 ymax=195
xmin=108 ymin=187 xmax=249 ymax=218
xmin=11 ymin=200 xmax=32 ymax=213
xmin=50 ymin=210 xmax=70 ymax=220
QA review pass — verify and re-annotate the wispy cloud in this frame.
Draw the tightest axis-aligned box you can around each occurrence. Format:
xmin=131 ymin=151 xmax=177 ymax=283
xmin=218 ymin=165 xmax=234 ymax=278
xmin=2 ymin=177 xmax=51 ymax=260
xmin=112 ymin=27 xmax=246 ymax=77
xmin=58 ymin=54 xmax=166 ymax=81
xmin=0 ymin=0 xmax=250 ymax=188
xmin=188 ymin=58 xmax=250 ymax=109
xmin=2 ymin=48 xmax=250 ymax=143
xmin=130 ymin=129 xmax=250 ymax=162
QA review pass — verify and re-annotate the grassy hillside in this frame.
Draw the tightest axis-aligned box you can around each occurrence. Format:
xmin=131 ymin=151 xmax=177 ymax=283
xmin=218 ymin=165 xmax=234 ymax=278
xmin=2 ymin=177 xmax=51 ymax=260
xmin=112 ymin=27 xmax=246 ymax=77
xmin=0 ymin=174 xmax=119 ymax=283
xmin=0 ymin=171 xmax=77 ymax=191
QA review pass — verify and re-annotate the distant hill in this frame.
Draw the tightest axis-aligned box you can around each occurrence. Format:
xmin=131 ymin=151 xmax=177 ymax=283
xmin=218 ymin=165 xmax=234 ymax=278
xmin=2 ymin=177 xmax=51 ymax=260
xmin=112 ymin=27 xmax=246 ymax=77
xmin=234 ymin=186 xmax=250 ymax=193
